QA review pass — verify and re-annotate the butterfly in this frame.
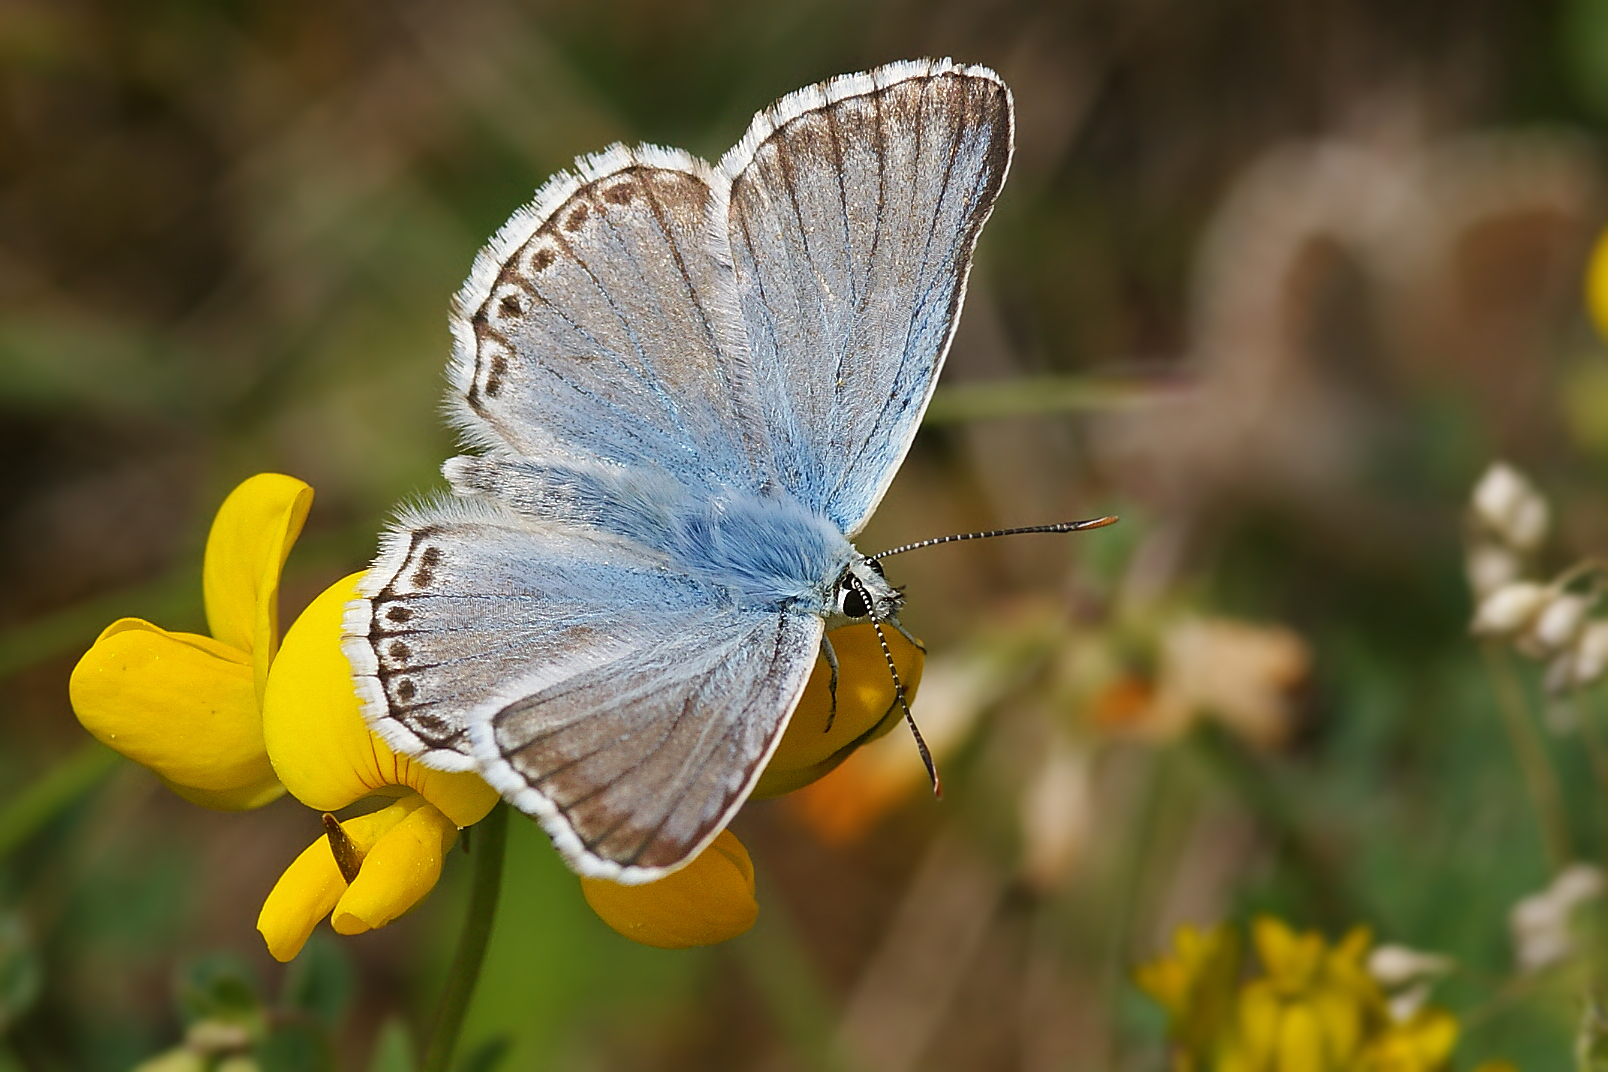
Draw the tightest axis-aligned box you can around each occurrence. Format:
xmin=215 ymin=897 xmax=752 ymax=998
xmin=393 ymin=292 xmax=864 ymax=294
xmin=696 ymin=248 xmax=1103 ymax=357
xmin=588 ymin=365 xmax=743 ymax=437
xmin=342 ymin=59 xmax=1018 ymax=883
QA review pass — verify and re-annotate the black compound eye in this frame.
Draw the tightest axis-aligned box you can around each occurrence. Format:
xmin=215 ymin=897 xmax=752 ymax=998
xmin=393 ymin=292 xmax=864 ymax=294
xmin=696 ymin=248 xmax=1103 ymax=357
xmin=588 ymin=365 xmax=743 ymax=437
xmin=867 ymin=558 xmax=886 ymax=577
xmin=840 ymin=585 xmax=871 ymax=619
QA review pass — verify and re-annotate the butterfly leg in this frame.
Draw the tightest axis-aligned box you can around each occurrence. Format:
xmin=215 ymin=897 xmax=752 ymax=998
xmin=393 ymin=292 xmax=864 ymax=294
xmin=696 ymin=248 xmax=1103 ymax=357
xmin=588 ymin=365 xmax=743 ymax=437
xmin=892 ymin=620 xmax=927 ymax=655
xmin=819 ymin=634 xmax=840 ymax=733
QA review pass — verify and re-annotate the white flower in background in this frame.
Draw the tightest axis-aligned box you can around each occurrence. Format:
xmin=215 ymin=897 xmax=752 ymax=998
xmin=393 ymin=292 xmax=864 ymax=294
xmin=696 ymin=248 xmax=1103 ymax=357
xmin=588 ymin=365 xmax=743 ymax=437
xmin=1548 ymin=620 xmax=1608 ymax=693
xmin=1524 ymin=591 xmax=1592 ymax=655
xmin=1510 ymin=863 xmax=1604 ymax=973
xmin=1465 ymin=540 xmax=1522 ymax=600
xmin=1470 ymin=581 xmax=1550 ymax=638
xmin=1472 ymin=461 xmax=1550 ymax=552
xmin=1368 ymin=943 xmax=1455 ymax=1022
xmin=1464 ymin=462 xmax=1608 ymax=693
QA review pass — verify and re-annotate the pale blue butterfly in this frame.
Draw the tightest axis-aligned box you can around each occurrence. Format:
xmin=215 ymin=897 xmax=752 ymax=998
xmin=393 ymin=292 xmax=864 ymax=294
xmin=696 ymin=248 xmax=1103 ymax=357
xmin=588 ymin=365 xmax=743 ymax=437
xmin=341 ymin=59 xmax=1104 ymax=883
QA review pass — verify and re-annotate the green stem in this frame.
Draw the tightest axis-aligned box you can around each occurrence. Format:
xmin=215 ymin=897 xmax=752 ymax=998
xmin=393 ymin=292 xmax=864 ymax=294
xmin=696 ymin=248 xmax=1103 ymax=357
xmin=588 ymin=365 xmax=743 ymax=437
xmin=1482 ymin=644 xmax=1573 ymax=870
xmin=1098 ymin=745 xmax=1168 ymax=1070
xmin=421 ymin=802 xmax=507 ymax=1072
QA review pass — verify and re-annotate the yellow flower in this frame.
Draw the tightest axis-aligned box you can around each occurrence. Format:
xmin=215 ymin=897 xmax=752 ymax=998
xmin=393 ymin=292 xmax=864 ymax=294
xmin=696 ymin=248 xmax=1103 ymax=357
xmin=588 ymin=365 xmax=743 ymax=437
xmin=1136 ymin=923 xmax=1242 ymax=1060
xmin=1359 ymin=1007 xmax=1458 ymax=1072
xmin=1587 ymin=227 xmax=1608 ymax=344
xmin=1141 ymin=917 xmax=1465 ymax=1072
xmin=1217 ymin=919 xmax=1379 ymax=1072
xmin=69 ymin=473 xmax=311 ymax=810
xmin=579 ymin=830 xmax=758 ymax=948
xmin=256 ymin=573 xmax=498 ymax=961
xmin=68 ymin=474 xmax=498 ymax=961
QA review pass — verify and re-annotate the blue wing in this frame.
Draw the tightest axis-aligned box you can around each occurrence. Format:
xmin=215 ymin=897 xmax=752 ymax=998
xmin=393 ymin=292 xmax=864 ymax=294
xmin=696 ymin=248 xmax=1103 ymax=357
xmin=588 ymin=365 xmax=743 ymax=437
xmin=717 ymin=59 xmax=1014 ymax=534
xmin=343 ymin=497 xmax=823 ymax=881
xmin=447 ymin=143 xmax=776 ymax=494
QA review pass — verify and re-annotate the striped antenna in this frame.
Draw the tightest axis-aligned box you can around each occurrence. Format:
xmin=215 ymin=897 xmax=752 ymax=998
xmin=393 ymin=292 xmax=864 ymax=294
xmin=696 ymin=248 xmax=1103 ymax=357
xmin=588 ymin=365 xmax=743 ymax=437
xmin=870 ymin=516 xmax=1118 ymax=561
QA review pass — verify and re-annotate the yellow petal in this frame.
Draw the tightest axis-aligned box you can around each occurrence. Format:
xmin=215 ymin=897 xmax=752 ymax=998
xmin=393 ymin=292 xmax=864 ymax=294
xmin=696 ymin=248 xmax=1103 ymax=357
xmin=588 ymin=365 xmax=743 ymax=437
xmin=1368 ymin=1008 xmax=1460 ymax=1070
xmin=1254 ymin=916 xmax=1325 ymax=994
xmin=262 ymin=573 xmax=499 ymax=826
xmin=580 ymin=829 xmax=758 ymax=949
xmin=202 ymin=473 xmax=314 ymax=702
xmin=1273 ymin=1003 xmax=1330 ymax=1072
xmin=330 ymin=799 xmax=458 ymax=935
xmin=1233 ymin=982 xmax=1283 ymax=1067
xmin=69 ymin=618 xmax=283 ymax=810
xmin=257 ymin=831 xmax=348 ymax=962
xmin=1589 ymin=228 xmax=1608 ymax=344
xmin=1136 ymin=922 xmax=1241 ymax=1055
xmin=752 ymin=623 xmax=924 ymax=798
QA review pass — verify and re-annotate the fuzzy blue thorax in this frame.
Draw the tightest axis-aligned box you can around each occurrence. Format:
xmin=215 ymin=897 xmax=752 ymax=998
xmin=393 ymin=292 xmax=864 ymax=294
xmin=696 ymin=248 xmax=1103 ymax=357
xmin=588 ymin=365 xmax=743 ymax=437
xmin=663 ymin=488 xmax=857 ymax=615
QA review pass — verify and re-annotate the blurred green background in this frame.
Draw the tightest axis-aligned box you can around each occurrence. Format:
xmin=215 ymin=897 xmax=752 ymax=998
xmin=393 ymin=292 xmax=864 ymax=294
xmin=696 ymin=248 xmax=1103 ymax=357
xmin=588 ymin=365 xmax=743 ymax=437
xmin=5 ymin=0 xmax=1608 ymax=1068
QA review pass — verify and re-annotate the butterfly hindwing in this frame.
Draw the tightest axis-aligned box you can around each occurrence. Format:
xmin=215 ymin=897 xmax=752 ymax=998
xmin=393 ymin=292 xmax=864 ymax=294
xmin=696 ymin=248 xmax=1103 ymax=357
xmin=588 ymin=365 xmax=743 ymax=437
xmin=346 ymin=496 xmax=823 ymax=880
xmin=471 ymin=608 xmax=822 ymax=880
xmin=345 ymin=498 xmax=684 ymax=770
xmin=719 ymin=60 xmax=1014 ymax=533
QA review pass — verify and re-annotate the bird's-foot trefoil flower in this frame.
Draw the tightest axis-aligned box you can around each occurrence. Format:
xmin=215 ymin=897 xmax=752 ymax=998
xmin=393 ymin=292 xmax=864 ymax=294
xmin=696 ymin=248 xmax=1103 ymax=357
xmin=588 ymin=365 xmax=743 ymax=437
xmin=1138 ymin=916 xmax=1473 ymax=1072
xmin=70 ymin=473 xmax=311 ymax=810
xmin=69 ymin=475 xmax=499 ymax=961
xmin=256 ymin=571 xmax=499 ymax=960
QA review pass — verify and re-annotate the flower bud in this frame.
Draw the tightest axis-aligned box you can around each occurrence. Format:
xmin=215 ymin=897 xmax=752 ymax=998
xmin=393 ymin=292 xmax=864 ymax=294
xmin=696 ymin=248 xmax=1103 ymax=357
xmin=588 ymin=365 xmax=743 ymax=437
xmin=1470 ymin=582 xmax=1549 ymax=637
xmin=1511 ymin=863 xmax=1604 ymax=972
xmin=1524 ymin=592 xmax=1592 ymax=655
xmin=1465 ymin=542 xmax=1522 ymax=600
xmin=1573 ymin=621 xmax=1608 ymax=688
xmin=1471 ymin=463 xmax=1548 ymax=552
xmin=1367 ymin=944 xmax=1452 ymax=989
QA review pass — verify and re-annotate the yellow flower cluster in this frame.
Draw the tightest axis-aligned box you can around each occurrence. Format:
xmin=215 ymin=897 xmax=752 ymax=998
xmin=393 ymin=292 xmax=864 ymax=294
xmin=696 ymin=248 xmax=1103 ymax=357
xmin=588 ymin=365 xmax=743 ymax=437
xmin=1137 ymin=918 xmax=1469 ymax=1072
xmin=69 ymin=474 xmax=921 ymax=957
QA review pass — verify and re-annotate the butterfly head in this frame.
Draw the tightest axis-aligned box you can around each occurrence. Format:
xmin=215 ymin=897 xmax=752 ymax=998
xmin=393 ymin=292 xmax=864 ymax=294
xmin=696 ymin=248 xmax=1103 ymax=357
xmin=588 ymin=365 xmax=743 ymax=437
xmin=833 ymin=555 xmax=903 ymax=624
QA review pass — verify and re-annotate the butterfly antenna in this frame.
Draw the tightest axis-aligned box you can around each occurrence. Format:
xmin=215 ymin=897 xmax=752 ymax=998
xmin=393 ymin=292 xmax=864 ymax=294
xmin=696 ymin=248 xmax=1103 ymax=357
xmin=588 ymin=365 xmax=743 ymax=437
xmin=871 ymin=516 xmax=1118 ymax=560
xmin=872 ymin=619 xmax=942 ymax=799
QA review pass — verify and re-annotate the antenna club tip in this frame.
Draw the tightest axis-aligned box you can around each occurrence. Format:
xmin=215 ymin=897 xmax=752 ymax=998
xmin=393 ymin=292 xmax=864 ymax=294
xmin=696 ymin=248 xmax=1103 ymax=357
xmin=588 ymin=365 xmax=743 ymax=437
xmin=1087 ymin=515 xmax=1119 ymax=528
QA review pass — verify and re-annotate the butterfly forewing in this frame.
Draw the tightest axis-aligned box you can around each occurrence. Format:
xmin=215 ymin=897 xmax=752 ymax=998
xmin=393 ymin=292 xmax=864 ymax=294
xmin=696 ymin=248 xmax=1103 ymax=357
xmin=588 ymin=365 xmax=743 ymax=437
xmin=720 ymin=61 xmax=1013 ymax=533
xmin=451 ymin=147 xmax=773 ymax=492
